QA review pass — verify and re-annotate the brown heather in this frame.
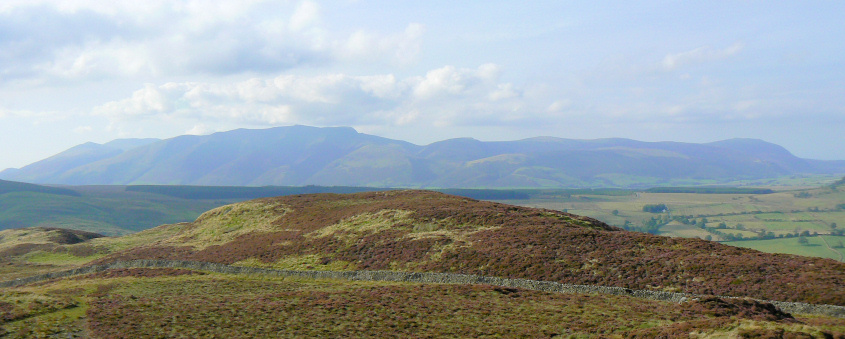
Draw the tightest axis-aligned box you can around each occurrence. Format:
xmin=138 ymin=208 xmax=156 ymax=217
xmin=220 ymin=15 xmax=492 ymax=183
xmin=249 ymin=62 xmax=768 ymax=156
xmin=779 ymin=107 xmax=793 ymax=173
xmin=95 ymin=190 xmax=845 ymax=305
xmin=85 ymin=278 xmax=832 ymax=338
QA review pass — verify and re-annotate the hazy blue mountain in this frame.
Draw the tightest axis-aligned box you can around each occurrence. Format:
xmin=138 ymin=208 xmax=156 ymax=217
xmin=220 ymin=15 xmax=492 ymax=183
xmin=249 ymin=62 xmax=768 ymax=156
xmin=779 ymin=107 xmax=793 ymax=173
xmin=103 ymin=138 xmax=161 ymax=151
xmin=0 ymin=138 xmax=159 ymax=183
xmin=707 ymin=138 xmax=813 ymax=172
xmin=3 ymin=126 xmax=843 ymax=188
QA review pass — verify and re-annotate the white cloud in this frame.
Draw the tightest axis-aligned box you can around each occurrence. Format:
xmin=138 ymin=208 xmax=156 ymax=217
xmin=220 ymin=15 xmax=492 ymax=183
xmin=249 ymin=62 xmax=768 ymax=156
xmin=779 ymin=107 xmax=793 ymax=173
xmin=488 ymin=83 xmax=518 ymax=101
xmin=412 ymin=66 xmax=468 ymax=99
xmin=185 ymin=124 xmax=212 ymax=136
xmin=0 ymin=1 xmax=425 ymax=83
xmin=547 ymin=100 xmax=572 ymax=113
xmin=412 ymin=64 xmax=503 ymax=100
xmin=91 ymin=64 xmax=544 ymax=129
xmin=93 ymin=84 xmax=171 ymax=117
xmin=661 ymin=43 xmax=744 ymax=71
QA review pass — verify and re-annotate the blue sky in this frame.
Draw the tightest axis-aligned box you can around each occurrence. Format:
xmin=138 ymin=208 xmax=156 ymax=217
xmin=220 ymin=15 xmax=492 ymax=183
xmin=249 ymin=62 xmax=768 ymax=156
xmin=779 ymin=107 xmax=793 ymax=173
xmin=1 ymin=1 xmax=844 ymax=170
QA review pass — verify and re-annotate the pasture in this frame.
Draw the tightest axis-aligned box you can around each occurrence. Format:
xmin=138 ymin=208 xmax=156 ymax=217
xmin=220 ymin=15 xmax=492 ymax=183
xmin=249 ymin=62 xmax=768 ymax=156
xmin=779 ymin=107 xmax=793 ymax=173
xmin=498 ymin=183 xmax=845 ymax=261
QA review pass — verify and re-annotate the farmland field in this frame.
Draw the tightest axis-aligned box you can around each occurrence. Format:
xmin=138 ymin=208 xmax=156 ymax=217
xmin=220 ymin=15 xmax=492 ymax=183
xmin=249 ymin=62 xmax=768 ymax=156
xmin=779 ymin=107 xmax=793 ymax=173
xmin=724 ymin=236 xmax=845 ymax=261
xmin=498 ymin=179 xmax=845 ymax=261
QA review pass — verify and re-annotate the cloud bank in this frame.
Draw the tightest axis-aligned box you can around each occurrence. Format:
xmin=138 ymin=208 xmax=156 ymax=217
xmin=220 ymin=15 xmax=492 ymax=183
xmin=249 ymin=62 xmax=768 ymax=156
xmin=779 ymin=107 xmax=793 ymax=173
xmin=92 ymin=64 xmax=543 ymax=131
xmin=0 ymin=0 xmax=423 ymax=84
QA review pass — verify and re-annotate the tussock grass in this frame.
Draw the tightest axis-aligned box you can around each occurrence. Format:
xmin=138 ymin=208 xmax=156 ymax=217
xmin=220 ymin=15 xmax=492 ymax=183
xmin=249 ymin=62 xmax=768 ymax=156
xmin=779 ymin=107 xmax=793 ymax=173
xmin=161 ymin=201 xmax=289 ymax=249
xmin=311 ymin=209 xmax=413 ymax=240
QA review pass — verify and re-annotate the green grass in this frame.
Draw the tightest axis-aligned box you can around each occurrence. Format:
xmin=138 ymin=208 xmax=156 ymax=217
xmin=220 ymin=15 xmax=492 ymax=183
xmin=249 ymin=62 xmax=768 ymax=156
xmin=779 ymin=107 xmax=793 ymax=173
xmin=724 ymin=236 xmax=845 ymax=261
xmin=657 ymin=223 xmax=712 ymax=239
xmin=499 ymin=186 xmax=845 ymax=260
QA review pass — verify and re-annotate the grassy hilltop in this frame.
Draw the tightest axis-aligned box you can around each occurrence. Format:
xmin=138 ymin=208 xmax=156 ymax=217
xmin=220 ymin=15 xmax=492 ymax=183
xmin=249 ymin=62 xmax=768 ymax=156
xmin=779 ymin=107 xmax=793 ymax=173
xmin=2 ymin=190 xmax=844 ymax=337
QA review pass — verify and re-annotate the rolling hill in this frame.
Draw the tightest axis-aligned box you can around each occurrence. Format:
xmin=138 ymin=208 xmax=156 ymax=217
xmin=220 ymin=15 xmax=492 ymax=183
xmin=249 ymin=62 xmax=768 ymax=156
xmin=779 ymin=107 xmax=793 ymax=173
xmin=2 ymin=125 xmax=843 ymax=188
xmin=5 ymin=190 xmax=839 ymax=305
xmin=2 ymin=191 xmax=844 ymax=337
xmin=0 ymin=179 xmax=79 ymax=197
xmin=0 ymin=181 xmax=226 ymax=236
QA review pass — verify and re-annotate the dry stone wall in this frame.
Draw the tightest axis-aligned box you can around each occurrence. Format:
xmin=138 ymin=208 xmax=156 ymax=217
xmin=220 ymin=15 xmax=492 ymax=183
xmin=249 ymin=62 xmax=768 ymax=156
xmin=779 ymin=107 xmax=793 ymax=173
xmin=2 ymin=259 xmax=843 ymax=318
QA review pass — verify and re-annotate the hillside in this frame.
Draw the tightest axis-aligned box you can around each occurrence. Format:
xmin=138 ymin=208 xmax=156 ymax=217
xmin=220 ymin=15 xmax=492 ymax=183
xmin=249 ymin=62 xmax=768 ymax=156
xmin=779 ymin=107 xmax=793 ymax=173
xmin=0 ymin=179 xmax=79 ymax=197
xmin=2 ymin=191 xmax=845 ymax=337
xmin=57 ymin=190 xmax=841 ymax=306
xmin=4 ymin=265 xmax=840 ymax=337
xmin=3 ymin=125 xmax=844 ymax=188
xmin=0 ymin=183 xmax=226 ymax=235
xmin=0 ymin=139 xmax=159 ymax=184
xmin=0 ymin=227 xmax=104 ymax=256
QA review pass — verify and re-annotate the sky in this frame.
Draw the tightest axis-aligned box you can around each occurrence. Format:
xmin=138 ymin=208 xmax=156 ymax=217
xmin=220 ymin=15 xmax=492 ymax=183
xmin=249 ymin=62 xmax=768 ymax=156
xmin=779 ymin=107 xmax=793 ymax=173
xmin=1 ymin=1 xmax=844 ymax=170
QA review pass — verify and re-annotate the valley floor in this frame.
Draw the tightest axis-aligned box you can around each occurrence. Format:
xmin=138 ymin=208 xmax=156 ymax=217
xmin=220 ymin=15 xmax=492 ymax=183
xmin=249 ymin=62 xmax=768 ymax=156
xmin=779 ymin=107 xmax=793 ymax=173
xmin=500 ymin=185 xmax=845 ymax=262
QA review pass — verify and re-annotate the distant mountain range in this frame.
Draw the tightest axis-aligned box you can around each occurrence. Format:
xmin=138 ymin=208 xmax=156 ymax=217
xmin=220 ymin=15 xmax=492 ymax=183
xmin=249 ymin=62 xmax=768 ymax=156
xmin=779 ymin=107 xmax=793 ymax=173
xmin=2 ymin=125 xmax=843 ymax=188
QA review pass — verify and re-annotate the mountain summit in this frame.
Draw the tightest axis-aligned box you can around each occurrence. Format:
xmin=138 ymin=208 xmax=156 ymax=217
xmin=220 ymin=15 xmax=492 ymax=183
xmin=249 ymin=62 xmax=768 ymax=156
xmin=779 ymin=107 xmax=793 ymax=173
xmin=2 ymin=126 xmax=843 ymax=187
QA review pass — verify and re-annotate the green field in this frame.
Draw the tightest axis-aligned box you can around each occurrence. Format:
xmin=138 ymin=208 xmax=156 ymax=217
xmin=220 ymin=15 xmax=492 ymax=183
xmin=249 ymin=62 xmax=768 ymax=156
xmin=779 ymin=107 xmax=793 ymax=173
xmin=499 ymin=178 xmax=845 ymax=262
xmin=724 ymin=236 xmax=845 ymax=261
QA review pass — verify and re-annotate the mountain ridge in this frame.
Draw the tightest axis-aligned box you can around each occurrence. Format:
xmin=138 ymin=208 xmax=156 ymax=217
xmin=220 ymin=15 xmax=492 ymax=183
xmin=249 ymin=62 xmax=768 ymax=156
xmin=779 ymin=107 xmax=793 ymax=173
xmin=2 ymin=125 xmax=843 ymax=188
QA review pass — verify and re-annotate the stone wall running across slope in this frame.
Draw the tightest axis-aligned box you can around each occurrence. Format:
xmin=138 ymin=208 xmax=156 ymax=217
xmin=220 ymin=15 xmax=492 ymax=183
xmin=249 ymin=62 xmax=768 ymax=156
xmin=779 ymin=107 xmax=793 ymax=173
xmin=1 ymin=259 xmax=843 ymax=318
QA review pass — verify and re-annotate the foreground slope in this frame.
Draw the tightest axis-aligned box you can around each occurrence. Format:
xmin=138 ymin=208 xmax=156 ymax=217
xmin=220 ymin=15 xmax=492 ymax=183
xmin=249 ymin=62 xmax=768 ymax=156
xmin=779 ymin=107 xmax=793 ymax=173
xmin=95 ymin=190 xmax=845 ymax=305
xmin=2 ymin=191 xmax=844 ymax=337
xmin=6 ymin=268 xmax=844 ymax=337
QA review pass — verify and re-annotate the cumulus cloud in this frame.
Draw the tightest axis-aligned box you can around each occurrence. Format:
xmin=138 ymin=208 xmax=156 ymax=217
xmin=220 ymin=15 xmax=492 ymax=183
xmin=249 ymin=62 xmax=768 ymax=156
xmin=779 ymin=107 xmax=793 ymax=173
xmin=0 ymin=0 xmax=425 ymax=83
xmin=661 ymin=43 xmax=744 ymax=71
xmin=92 ymin=64 xmax=545 ymax=129
xmin=412 ymin=63 xmax=503 ymax=100
xmin=93 ymin=84 xmax=172 ymax=117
